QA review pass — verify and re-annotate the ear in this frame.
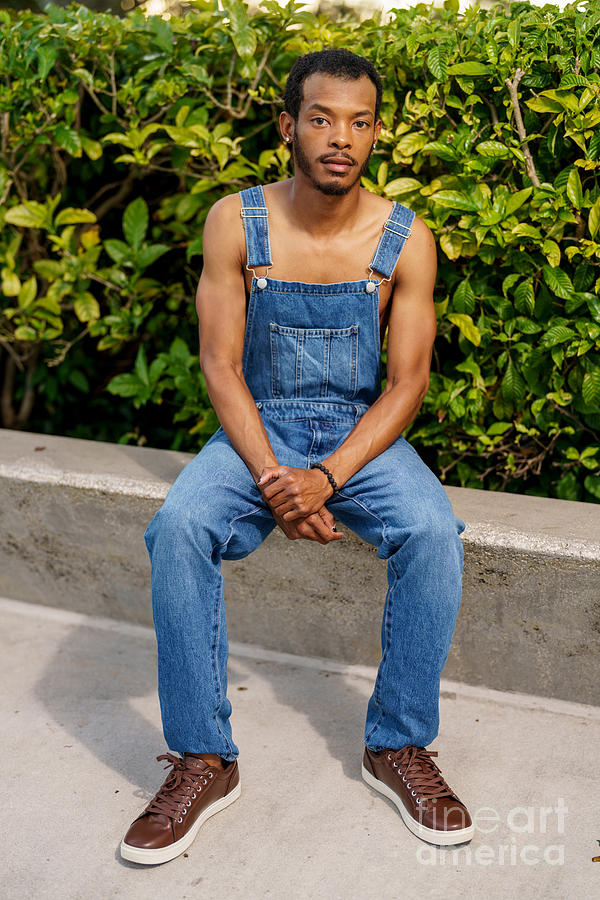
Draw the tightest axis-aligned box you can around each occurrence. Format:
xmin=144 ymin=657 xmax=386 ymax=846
xmin=279 ymin=110 xmax=294 ymax=144
xmin=373 ymin=118 xmax=382 ymax=146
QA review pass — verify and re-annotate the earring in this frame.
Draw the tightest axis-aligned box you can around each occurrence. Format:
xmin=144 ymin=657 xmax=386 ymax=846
xmin=372 ymin=142 xmax=377 ymax=149
xmin=284 ymin=136 xmax=291 ymax=143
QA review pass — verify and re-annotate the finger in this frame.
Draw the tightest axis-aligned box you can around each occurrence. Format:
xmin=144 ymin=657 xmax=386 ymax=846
xmin=305 ymin=513 xmax=343 ymax=543
xmin=257 ymin=466 xmax=286 ymax=487
xmin=318 ymin=507 xmax=336 ymax=529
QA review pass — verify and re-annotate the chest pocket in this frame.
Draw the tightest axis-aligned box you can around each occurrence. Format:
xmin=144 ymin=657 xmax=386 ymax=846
xmin=269 ymin=322 xmax=359 ymax=400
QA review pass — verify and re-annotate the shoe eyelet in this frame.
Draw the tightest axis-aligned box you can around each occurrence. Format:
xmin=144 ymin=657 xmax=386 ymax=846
xmin=416 ymin=799 xmax=421 ymax=805
xmin=208 ymin=772 xmax=213 ymax=779
xmin=182 ymin=808 xmax=187 ymax=815
xmin=191 ymin=793 xmax=196 ymax=798
xmin=407 ymin=782 xmax=411 ymax=789
xmin=387 ymin=754 xmax=392 ymax=760
xmin=186 ymin=800 xmax=191 ymax=806
xmin=392 ymin=762 xmax=397 ymax=768
xmin=178 ymin=817 xmax=183 ymax=823
xmin=402 ymin=776 xmax=406 ymax=781
xmin=411 ymin=790 xmax=416 ymax=796
xmin=202 ymin=778 xmax=207 ymax=784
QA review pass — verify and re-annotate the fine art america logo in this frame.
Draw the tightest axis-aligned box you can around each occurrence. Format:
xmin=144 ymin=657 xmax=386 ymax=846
xmin=416 ymin=799 xmax=568 ymax=866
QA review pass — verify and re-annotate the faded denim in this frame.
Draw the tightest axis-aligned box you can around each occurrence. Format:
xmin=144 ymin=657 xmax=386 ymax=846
xmin=144 ymin=186 xmax=466 ymax=760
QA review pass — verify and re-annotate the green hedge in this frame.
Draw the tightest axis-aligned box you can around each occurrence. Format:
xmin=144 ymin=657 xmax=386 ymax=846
xmin=1 ymin=0 xmax=600 ymax=501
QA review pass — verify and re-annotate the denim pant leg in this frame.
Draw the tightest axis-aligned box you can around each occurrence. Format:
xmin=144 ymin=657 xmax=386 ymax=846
xmin=329 ymin=435 xmax=466 ymax=751
xmin=144 ymin=429 xmax=276 ymax=760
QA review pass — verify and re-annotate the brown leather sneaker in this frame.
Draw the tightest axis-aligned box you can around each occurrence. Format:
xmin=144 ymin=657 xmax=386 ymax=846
xmin=362 ymin=745 xmax=474 ymax=846
xmin=120 ymin=752 xmax=241 ymax=865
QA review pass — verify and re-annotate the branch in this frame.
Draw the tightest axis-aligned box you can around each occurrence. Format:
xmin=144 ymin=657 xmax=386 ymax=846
xmin=92 ymin=168 xmax=137 ymax=222
xmin=505 ymin=68 xmax=541 ymax=187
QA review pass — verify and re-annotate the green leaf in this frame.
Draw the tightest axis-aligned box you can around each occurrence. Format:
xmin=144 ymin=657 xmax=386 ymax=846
xmin=514 ymin=281 xmax=535 ymax=315
xmin=18 ymin=276 xmax=37 ymax=310
xmin=501 ymin=359 xmax=526 ymax=404
xmin=421 ymin=141 xmax=458 ymax=161
xmin=476 ymin=141 xmax=509 ymax=159
xmin=542 ymin=239 xmax=561 ymax=268
xmin=14 ymin=325 xmax=38 ymax=341
xmin=80 ymin=136 xmax=103 ymax=161
xmin=588 ymin=198 xmax=600 ymax=239
xmin=447 ymin=62 xmax=491 ymax=76
xmin=431 ymin=191 xmax=478 ymax=212
xmin=447 ymin=313 xmax=481 ymax=346
xmin=104 ymin=239 xmax=130 ymax=265
xmin=135 ymin=345 xmax=150 ymax=387
xmin=123 ymin=198 xmax=149 ymax=250
xmin=505 ymin=188 xmax=532 ymax=215
xmin=452 ymin=280 xmax=475 ymax=314
xmin=383 ymin=178 xmax=421 ymax=197
xmin=584 ymin=475 xmax=600 ymax=499
xmin=541 ymin=325 xmax=577 ymax=347
xmin=37 ymin=46 xmax=57 ymax=80
xmin=487 ymin=421 xmax=513 ymax=436
xmin=106 ymin=373 xmax=142 ymax=398
xmin=582 ymin=369 xmax=600 ymax=408
xmin=54 ymin=125 xmax=81 ymax=156
xmin=556 ymin=471 xmax=580 ymax=501
xmin=137 ymin=244 xmax=170 ymax=268
xmin=542 ymin=266 xmax=574 ymax=299
xmin=73 ymin=292 xmax=100 ymax=322
xmin=396 ymin=133 xmax=428 ymax=156
xmin=55 ymin=208 xmax=97 ymax=227
xmin=427 ymin=46 xmax=447 ymax=81
xmin=507 ymin=18 xmax=520 ymax=48
xmin=5 ymin=203 xmax=47 ymax=228
xmin=566 ymin=168 xmax=583 ymax=210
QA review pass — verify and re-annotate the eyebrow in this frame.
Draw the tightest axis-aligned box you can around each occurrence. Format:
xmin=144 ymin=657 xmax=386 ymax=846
xmin=305 ymin=103 xmax=374 ymax=118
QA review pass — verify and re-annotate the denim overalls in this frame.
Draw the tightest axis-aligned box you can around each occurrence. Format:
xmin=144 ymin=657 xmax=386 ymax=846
xmin=145 ymin=185 xmax=466 ymax=760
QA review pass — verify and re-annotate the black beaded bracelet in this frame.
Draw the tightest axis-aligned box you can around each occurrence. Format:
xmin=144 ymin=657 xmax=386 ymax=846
xmin=310 ymin=462 xmax=339 ymax=496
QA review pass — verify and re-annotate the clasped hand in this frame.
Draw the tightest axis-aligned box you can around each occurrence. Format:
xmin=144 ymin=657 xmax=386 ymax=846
xmin=256 ymin=465 xmax=343 ymax=545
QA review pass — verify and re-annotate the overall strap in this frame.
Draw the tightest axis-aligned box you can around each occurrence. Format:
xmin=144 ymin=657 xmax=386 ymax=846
xmin=369 ymin=202 xmax=416 ymax=280
xmin=239 ymin=185 xmax=272 ymax=269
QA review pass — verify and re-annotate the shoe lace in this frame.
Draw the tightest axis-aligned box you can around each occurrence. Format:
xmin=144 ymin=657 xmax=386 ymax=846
xmin=144 ymin=753 xmax=212 ymax=821
xmin=388 ymin=746 xmax=457 ymax=804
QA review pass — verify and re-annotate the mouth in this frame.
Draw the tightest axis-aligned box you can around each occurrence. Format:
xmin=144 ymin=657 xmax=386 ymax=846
xmin=321 ymin=156 xmax=355 ymax=174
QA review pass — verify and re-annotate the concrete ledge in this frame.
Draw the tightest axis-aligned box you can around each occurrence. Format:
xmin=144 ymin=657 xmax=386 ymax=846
xmin=1 ymin=428 xmax=599 ymax=705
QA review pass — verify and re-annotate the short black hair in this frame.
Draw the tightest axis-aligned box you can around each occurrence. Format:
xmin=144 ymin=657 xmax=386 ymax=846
xmin=283 ymin=49 xmax=383 ymax=122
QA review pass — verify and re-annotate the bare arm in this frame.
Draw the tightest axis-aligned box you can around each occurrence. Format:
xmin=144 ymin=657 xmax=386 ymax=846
xmin=196 ymin=194 xmax=278 ymax=482
xmin=320 ymin=215 xmax=438 ymax=486
xmin=260 ymin=216 xmax=437 ymax=519
xmin=197 ymin=194 xmax=341 ymax=545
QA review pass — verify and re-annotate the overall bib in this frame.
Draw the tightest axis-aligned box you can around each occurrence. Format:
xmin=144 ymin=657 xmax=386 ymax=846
xmin=145 ymin=185 xmax=466 ymax=760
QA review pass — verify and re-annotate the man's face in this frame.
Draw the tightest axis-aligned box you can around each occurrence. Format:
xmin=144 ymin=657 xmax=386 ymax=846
xmin=284 ymin=73 xmax=381 ymax=196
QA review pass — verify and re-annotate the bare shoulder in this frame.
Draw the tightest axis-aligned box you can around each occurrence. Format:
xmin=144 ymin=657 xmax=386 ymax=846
xmin=202 ymin=191 xmax=245 ymax=269
xmin=392 ymin=212 xmax=437 ymax=293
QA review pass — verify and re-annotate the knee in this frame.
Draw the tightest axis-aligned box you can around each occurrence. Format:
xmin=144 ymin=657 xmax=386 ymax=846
xmin=144 ymin=497 xmax=213 ymax=554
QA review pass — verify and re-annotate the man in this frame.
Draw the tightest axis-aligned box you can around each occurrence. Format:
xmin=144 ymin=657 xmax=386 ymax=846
xmin=120 ymin=49 xmax=473 ymax=866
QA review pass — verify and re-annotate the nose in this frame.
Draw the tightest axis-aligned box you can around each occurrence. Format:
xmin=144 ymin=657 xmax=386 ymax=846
xmin=329 ymin=125 xmax=351 ymax=150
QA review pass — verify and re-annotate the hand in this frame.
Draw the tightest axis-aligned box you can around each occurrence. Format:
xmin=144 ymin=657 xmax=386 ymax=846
xmin=257 ymin=465 xmax=333 ymax=521
xmin=270 ymin=502 xmax=344 ymax=545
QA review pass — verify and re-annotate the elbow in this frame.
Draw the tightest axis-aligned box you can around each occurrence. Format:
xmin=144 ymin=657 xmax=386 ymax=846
xmin=199 ymin=353 xmax=243 ymax=383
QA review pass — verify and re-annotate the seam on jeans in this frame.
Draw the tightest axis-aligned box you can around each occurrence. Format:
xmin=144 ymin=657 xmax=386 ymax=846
xmin=211 ymin=505 xmax=266 ymax=557
xmin=210 ymin=576 xmax=236 ymax=756
xmin=336 ymin=490 xmax=390 ymax=549
xmin=210 ymin=506 xmax=265 ymax=756
xmin=364 ymin=557 xmax=400 ymax=747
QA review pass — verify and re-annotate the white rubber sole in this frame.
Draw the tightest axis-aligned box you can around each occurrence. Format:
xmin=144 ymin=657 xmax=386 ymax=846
xmin=120 ymin=779 xmax=241 ymax=865
xmin=361 ymin=764 xmax=474 ymax=846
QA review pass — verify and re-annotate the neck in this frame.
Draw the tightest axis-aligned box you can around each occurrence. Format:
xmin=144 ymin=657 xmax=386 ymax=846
xmin=287 ymin=172 xmax=362 ymax=237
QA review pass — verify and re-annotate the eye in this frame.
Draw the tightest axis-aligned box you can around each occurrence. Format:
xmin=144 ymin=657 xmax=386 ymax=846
xmin=354 ymin=120 xmax=369 ymax=129
xmin=312 ymin=117 xmax=328 ymax=126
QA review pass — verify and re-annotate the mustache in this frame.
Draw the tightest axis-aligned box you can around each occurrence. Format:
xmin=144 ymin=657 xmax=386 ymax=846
xmin=319 ymin=152 xmax=358 ymax=166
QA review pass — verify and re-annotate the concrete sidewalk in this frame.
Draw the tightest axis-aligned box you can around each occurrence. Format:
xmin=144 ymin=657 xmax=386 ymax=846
xmin=2 ymin=597 xmax=598 ymax=899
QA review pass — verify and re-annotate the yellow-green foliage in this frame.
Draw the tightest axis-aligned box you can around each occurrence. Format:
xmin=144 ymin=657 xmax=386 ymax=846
xmin=1 ymin=0 xmax=599 ymax=500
